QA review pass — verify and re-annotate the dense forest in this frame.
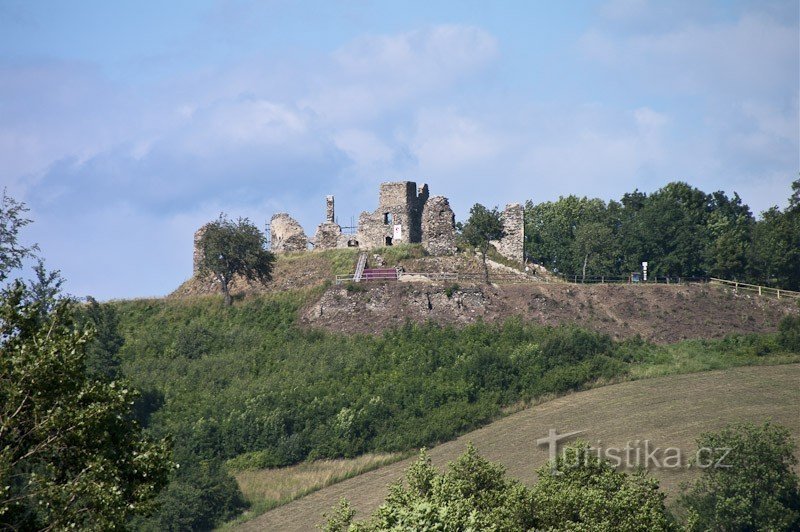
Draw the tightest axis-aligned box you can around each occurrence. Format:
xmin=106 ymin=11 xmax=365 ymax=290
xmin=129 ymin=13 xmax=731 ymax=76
xmin=524 ymin=179 xmax=800 ymax=289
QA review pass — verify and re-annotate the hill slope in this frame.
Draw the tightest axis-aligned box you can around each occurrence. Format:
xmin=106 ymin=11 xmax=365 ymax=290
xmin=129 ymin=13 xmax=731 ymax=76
xmin=303 ymin=282 xmax=796 ymax=343
xmin=237 ymin=364 xmax=800 ymax=531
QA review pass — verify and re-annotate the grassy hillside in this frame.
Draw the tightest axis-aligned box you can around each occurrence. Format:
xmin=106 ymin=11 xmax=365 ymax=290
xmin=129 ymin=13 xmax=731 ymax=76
xmin=110 ymin=289 xmax=800 ymax=527
xmin=237 ymin=364 xmax=800 ymax=531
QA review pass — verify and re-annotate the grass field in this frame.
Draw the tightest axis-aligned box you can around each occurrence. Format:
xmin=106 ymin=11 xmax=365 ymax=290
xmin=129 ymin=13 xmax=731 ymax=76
xmin=235 ymin=364 xmax=800 ymax=531
xmin=221 ymin=453 xmax=405 ymax=528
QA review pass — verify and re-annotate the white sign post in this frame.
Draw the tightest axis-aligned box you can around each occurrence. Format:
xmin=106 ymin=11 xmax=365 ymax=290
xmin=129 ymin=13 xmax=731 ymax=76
xmin=642 ymin=261 xmax=648 ymax=282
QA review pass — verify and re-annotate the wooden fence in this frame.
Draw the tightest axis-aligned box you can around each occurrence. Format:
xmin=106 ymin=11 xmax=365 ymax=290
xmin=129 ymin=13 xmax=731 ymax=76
xmin=709 ymin=277 xmax=800 ymax=300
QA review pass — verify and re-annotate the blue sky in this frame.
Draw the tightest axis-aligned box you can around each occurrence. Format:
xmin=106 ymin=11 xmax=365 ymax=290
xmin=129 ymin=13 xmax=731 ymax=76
xmin=1 ymin=0 xmax=797 ymax=299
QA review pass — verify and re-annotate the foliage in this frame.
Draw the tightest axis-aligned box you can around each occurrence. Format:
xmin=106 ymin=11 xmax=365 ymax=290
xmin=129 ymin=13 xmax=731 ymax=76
xmin=533 ymin=442 xmax=675 ymax=531
xmin=523 ymin=179 xmax=800 ymax=289
xmin=0 ymin=283 xmax=172 ymax=530
xmin=133 ymin=457 xmax=247 ymax=531
xmin=110 ymin=292 xmax=800 ymax=527
xmin=679 ymin=422 xmax=800 ymax=531
xmin=114 ymin=296 xmax=631 ymax=474
xmin=0 ymin=189 xmax=38 ymax=284
xmin=323 ymin=443 xmax=674 ymax=531
xmin=77 ymin=296 xmax=125 ymax=380
xmin=443 ymin=283 xmax=460 ymax=298
xmin=777 ymin=314 xmax=800 ymax=352
xmin=751 ymin=182 xmax=800 ymax=290
xmin=461 ymin=203 xmax=506 ymax=282
xmin=196 ymin=214 xmax=275 ymax=305
xmin=25 ymin=259 xmax=66 ymax=316
xmin=325 ymin=445 xmax=535 ymax=531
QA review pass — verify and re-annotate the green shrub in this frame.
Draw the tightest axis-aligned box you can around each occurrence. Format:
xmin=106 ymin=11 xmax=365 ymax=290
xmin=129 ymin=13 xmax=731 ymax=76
xmin=778 ymin=314 xmax=800 ymax=352
xmin=344 ymin=281 xmax=366 ymax=293
xmin=679 ymin=422 xmax=800 ymax=531
xmin=323 ymin=443 xmax=675 ymax=531
xmin=444 ymin=283 xmax=460 ymax=298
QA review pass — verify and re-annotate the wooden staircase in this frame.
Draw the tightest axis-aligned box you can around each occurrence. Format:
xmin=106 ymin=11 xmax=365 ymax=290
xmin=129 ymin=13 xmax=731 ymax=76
xmin=353 ymin=252 xmax=368 ymax=282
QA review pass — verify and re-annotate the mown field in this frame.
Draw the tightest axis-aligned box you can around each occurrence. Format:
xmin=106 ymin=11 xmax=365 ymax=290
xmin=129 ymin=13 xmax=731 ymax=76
xmin=238 ymin=364 xmax=800 ymax=531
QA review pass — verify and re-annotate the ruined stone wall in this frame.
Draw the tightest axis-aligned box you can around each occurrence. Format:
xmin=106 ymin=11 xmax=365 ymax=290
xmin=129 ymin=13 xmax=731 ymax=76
xmin=325 ymin=196 xmax=335 ymax=223
xmin=422 ymin=195 xmax=457 ymax=255
xmin=313 ymin=222 xmax=345 ymax=250
xmin=356 ymin=181 xmax=428 ymax=248
xmin=192 ymin=224 xmax=209 ymax=274
xmin=313 ymin=195 xmax=348 ymax=250
xmin=491 ymin=203 xmax=524 ymax=264
xmin=270 ymin=213 xmax=309 ymax=253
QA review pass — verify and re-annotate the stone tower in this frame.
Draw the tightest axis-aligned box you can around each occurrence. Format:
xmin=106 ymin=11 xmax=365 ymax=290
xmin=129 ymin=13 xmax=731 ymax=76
xmin=356 ymin=181 xmax=429 ymax=248
xmin=491 ymin=203 xmax=524 ymax=264
xmin=421 ymin=196 xmax=457 ymax=255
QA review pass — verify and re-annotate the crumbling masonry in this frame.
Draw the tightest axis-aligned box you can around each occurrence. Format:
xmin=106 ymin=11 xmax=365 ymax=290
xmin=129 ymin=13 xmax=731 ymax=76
xmin=193 ymin=181 xmax=524 ymax=273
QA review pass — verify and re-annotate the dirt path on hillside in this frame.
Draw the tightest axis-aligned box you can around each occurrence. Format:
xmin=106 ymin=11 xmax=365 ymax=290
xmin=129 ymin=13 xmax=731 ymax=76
xmin=237 ymin=364 xmax=800 ymax=531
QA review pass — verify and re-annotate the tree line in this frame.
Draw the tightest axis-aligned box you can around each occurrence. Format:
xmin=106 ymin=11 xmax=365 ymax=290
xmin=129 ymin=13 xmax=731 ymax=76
xmin=523 ymin=179 xmax=800 ymax=289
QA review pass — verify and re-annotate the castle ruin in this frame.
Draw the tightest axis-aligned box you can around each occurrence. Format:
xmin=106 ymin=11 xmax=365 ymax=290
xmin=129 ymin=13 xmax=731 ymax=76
xmin=193 ymin=181 xmax=524 ymax=274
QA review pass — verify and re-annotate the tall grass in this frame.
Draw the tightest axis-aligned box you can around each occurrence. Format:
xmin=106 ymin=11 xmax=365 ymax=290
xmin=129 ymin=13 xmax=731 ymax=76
xmin=221 ymin=453 xmax=407 ymax=527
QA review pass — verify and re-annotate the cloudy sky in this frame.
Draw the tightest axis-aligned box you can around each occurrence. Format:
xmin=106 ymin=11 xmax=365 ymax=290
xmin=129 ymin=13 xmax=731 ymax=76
xmin=1 ymin=0 xmax=797 ymax=299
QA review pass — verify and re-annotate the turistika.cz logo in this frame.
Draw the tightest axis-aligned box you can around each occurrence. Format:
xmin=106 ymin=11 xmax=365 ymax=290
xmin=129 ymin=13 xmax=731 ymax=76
xmin=536 ymin=429 xmax=732 ymax=473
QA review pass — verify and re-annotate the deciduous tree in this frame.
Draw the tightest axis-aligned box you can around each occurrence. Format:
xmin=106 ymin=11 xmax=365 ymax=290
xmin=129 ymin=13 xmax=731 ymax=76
xmin=461 ymin=204 xmax=505 ymax=283
xmin=196 ymin=214 xmax=275 ymax=305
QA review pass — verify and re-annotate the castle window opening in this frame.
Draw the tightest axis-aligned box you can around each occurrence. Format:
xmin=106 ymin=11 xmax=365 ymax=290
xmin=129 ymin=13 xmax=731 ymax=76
xmin=385 ymin=236 xmax=393 ymax=246
xmin=347 ymin=239 xmax=359 ymax=247
xmin=383 ymin=212 xmax=392 ymax=225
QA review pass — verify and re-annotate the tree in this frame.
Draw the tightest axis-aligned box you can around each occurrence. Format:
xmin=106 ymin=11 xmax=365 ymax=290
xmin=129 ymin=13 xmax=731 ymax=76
xmin=532 ymin=442 xmax=675 ymax=531
xmin=679 ymin=422 xmax=800 ymax=531
xmin=196 ymin=214 xmax=276 ymax=305
xmin=0 ymin=189 xmax=38 ymax=284
xmin=0 ymin=283 xmax=173 ymax=530
xmin=461 ymin=204 xmax=505 ymax=283
xmin=78 ymin=296 xmax=124 ymax=380
xmin=323 ymin=443 xmax=675 ymax=531
xmin=26 ymin=258 xmax=66 ymax=317
xmin=574 ymin=221 xmax=615 ymax=282
xmin=323 ymin=445 xmax=535 ymax=531
xmin=751 ymin=181 xmax=800 ymax=290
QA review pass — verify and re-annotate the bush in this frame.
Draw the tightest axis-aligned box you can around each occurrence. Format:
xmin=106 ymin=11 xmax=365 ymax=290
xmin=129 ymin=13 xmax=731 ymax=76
xmin=323 ymin=443 xmax=675 ymax=531
xmin=344 ymin=281 xmax=366 ymax=293
xmin=679 ymin=421 xmax=800 ymax=531
xmin=533 ymin=442 xmax=676 ymax=531
xmin=778 ymin=314 xmax=800 ymax=352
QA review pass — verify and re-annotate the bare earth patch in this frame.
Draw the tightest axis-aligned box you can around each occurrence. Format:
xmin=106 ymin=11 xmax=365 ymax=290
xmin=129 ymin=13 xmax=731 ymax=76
xmin=302 ymin=282 xmax=796 ymax=343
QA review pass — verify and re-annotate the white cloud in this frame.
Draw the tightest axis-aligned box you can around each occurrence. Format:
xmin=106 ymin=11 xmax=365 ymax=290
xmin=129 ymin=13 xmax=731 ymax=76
xmin=409 ymin=108 xmax=506 ymax=174
xmin=582 ymin=13 xmax=797 ymax=98
xmin=303 ymin=25 xmax=498 ymax=123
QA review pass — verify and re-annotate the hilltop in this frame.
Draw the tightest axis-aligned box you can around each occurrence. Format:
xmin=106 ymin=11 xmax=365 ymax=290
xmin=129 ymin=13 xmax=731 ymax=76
xmin=171 ymin=247 xmax=797 ymax=343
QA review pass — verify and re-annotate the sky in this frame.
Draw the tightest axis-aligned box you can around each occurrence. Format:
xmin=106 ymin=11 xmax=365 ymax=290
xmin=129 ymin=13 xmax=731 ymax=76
xmin=1 ymin=0 xmax=798 ymax=300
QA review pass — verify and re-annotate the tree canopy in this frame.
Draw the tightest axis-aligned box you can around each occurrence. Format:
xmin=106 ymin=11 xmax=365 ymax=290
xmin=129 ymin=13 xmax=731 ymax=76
xmin=679 ymin=422 xmax=800 ymax=531
xmin=323 ymin=443 xmax=674 ymax=531
xmin=461 ymin=204 xmax=506 ymax=283
xmin=524 ymin=179 xmax=800 ymax=289
xmin=196 ymin=214 xmax=275 ymax=305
